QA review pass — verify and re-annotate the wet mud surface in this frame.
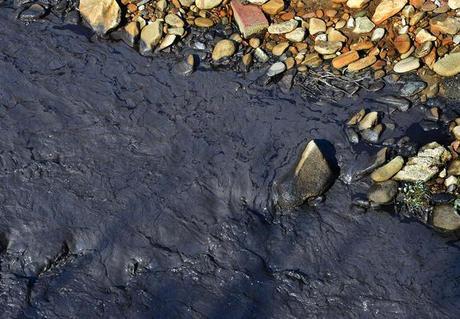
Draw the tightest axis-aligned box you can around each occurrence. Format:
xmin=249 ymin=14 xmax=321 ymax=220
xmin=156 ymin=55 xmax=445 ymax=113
xmin=1 ymin=6 xmax=460 ymax=319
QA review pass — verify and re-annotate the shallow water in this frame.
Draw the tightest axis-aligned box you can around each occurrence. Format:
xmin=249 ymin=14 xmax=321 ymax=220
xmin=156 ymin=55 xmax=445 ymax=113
xmin=1 ymin=6 xmax=460 ymax=319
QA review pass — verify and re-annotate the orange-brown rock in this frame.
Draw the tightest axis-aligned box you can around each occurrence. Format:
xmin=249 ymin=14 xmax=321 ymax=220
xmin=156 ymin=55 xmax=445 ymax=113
xmin=394 ymin=34 xmax=411 ymax=54
xmin=262 ymin=0 xmax=284 ymax=15
xmin=332 ymin=50 xmax=360 ymax=68
xmin=372 ymin=0 xmax=407 ymax=25
xmin=347 ymin=55 xmax=377 ymax=72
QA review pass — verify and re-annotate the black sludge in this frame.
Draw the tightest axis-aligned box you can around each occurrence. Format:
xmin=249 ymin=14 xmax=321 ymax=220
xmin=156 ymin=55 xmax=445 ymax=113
xmin=1 ymin=6 xmax=460 ymax=319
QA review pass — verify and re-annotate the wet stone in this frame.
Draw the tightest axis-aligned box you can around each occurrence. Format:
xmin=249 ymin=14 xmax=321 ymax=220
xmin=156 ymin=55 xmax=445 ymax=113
xmin=267 ymin=62 xmax=286 ymax=77
xmin=432 ymin=204 xmax=460 ymax=231
xmin=368 ymin=180 xmax=399 ymax=205
xmin=400 ymin=81 xmax=427 ymax=97
xmin=431 ymin=193 xmax=456 ymax=205
xmin=18 ymin=3 xmax=46 ymax=21
xmin=377 ymin=95 xmax=411 ymax=112
xmin=273 ymin=140 xmax=336 ymax=210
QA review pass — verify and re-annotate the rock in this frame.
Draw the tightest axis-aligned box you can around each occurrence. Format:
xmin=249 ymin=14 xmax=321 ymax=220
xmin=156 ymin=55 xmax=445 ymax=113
xmin=18 ymin=3 xmax=46 ymax=21
xmin=328 ymin=29 xmax=347 ymax=42
xmin=273 ymin=140 xmax=336 ymax=210
xmin=79 ymin=0 xmax=121 ymax=35
xmin=196 ymin=0 xmax=222 ymax=9
xmin=368 ymin=180 xmax=399 ymax=204
xmin=393 ymin=57 xmax=420 ymax=73
xmin=121 ymin=21 xmax=139 ymax=47
xmin=261 ymin=0 xmax=284 ymax=15
xmin=231 ymin=0 xmax=269 ymax=38
xmin=415 ymin=29 xmax=436 ymax=43
xmin=401 ymin=81 xmax=427 ymax=97
xmin=332 ymin=50 xmax=359 ymax=69
xmin=348 ymin=55 xmax=377 ymax=72
xmin=362 ymin=125 xmax=383 ymax=143
xmin=431 ymin=193 xmax=455 ymax=205
xmin=272 ymin=42 xmax=289 ymax=56
xmin=254 ymin=47 xmax=269 ymax=62
xmin=371 ymin=28 xmax=385 ymax=42
xmin=347 ymin=109 xmax=366 ymax=126
xmin=345 ymin=127 xmax=360 ymax=144
xmin=394 ymin=34 xmax=411 ymax=54
xmin=371 ymin=156 xmax=404 ymax=182
xmin=268 ymin=19 xmax=298 ymax=34
xmin=358 ymin=111 xmax=378 ymax=130
xmin=285 ymin=28 xmax=305 ymax=42
xmin=394 ymin=142 xmax=452 ymax=182
xmin=267 ymin=62 xmax=286 ymax=77
xmin=433 ymin=53 xmax=460 ymax=77
xmin=432 ymin=205 xmax=460 ymax=231
xmin=452 ymin=126 xmax=460 ymax=140
xmin=173 ymin=55 xmax=195 ymax=76
xmin=347 ymin=0 xmax=370 ymax=9
xmin=449 ymin=0 xmax=460 ymax=9
xmin=449 ymin=160 xmax=460 ymax=176
xmin=139 ymin=20 xmax=163 ymax=55
xmin=377 ymin=95 xmax=411 ymax=111
xmin=309 ymin=18 xmax=326 ymax=35
xmin=212 ymin=39 xmax=236 ymax=61
xmin=158 ymin=34 xmax=176 ymax=51
xmin=353 ymin=16 xmax=375 ymax=33
xmin=314 ymin=41 xmax=342 ymax=55
xmin=430 ymin=15 xmax=460 ymax=35
xmin=248 ymin=0 xmax=268 ymax=4
xmin=372 ymin=0 xmax=408 ymax=25
xmin=165 ymin=14 xmax=184 ymax=28
xmin=445 ymin=175 xmax=458 ymax=188
xmin=414 ymin=41 xmax=433 ymax=58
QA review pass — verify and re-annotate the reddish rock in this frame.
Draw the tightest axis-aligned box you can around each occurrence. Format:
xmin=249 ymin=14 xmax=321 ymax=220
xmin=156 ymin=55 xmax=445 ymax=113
xmin=394 ymin=34 xmax=411 ymax=54
xmin=231 ymin=0 xmax=269 ymax=38
xmin=332 ymin=50 xmax=360 ymax=69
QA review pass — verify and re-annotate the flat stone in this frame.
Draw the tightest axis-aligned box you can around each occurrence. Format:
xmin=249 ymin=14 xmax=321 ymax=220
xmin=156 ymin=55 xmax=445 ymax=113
xmin=433 ymin=53 xmax=460 ymax=77
xmin=121 ymin=21 xmax=139 ymax=47
xmin=328 ymin=29 xmax=347 ymax=42
xmin=309 ymin=18 xmax=326 ymax=35
xmin=139 ymin=20 xmax=163 ymax=55
xmin=332 ymin=50 xmax=359 ymax=69
xmin=272 ymin=42 xmax=289 ymax=56
xmin=358 ymin=111 xmax=378 ymax=130
xmin=415 ymin=29 xmax=436 ymax=43
xmin=285 ymin=28 xmax=305 ymax=42
xmin=314 ymin=40 xmax=342 ymax=55
xmin=371 ymin=156 xmax=404 ymax=182
xmin=194 ymin=17 xmax=214 ymax=28
xmin=394 ymin=142 xmax=452 ymax=182
xmin=196 ymin=0 xmax=222 ymax=9
xmin=231 ymin=0 xmax=269 ymax=38
xmin=261 ymin=0 xmax=284 ymax=15
xmin=372 ymin=0 xmax=408 ymax=25
xmin=212 ymin=39 xmax=236 ymax=61
xmin=393 ymin=57 xmax=420 ymax=73
xmin=267 ymin=62 xmax=286 ymax=77
xmin=430 ymin=15 xmax=460 ymax=35
xmin=348 ymin=55 xmax=377 ymax=72
xmin=273 ymin=140 xmax=336 ymax=210
xmin=353 ymin=16 xmax=375 ymax=33
xmin=432 ymin=204 xmax=460 ymax=231
xmin=165 ymin=14 xmax=184 ymax=28
xmin=268 ymin=19 xmax=298 ymax=34
xmin=79 ymin=0 xmax=121 ymax=35
xmin=368 ymin=180 xmax=398 ymax=204
xmin=19 ymin=3 xmax=46 ymax=21
xmin=347 ymin=0 xmax=370 ymax=9
xmin=158 ymin=34 xmax=176 ymax=51
xmin=371 ymin=28 xmax=385 ymax=42
xmin=449 ymin=0 xmax=460 ymax=9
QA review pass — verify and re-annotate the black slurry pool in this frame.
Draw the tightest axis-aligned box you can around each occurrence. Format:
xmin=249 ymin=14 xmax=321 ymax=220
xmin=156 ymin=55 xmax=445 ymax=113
xmin=0 ymin=5 xmax=460 ymax=319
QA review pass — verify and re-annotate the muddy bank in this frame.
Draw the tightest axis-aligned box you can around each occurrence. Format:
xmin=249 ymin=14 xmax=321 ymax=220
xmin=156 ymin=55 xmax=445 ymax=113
xmin=1 ymin=6 xmax=460 ymax=319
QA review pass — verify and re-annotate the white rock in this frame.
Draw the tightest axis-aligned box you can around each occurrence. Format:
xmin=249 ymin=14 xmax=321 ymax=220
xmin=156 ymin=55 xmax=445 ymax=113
xmin=393 ymin=57 xmax=420 ymax=73
xmin=371 ymin=28 xmax=385 ymax=42
xmin=285 ymin=28 xmax=306 ymax=42
xmin=195 ymin=0 xmax=223 ymax=9
xmin=449 ymin=0 xmax=460 ymax=9
xmin=268 ymin=19 xmax=298 ymax=34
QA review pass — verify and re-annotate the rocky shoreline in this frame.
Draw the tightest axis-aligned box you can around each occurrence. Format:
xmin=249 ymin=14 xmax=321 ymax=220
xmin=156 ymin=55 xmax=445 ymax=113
xmin=7 ymin=0 xmax=460 ymax=232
